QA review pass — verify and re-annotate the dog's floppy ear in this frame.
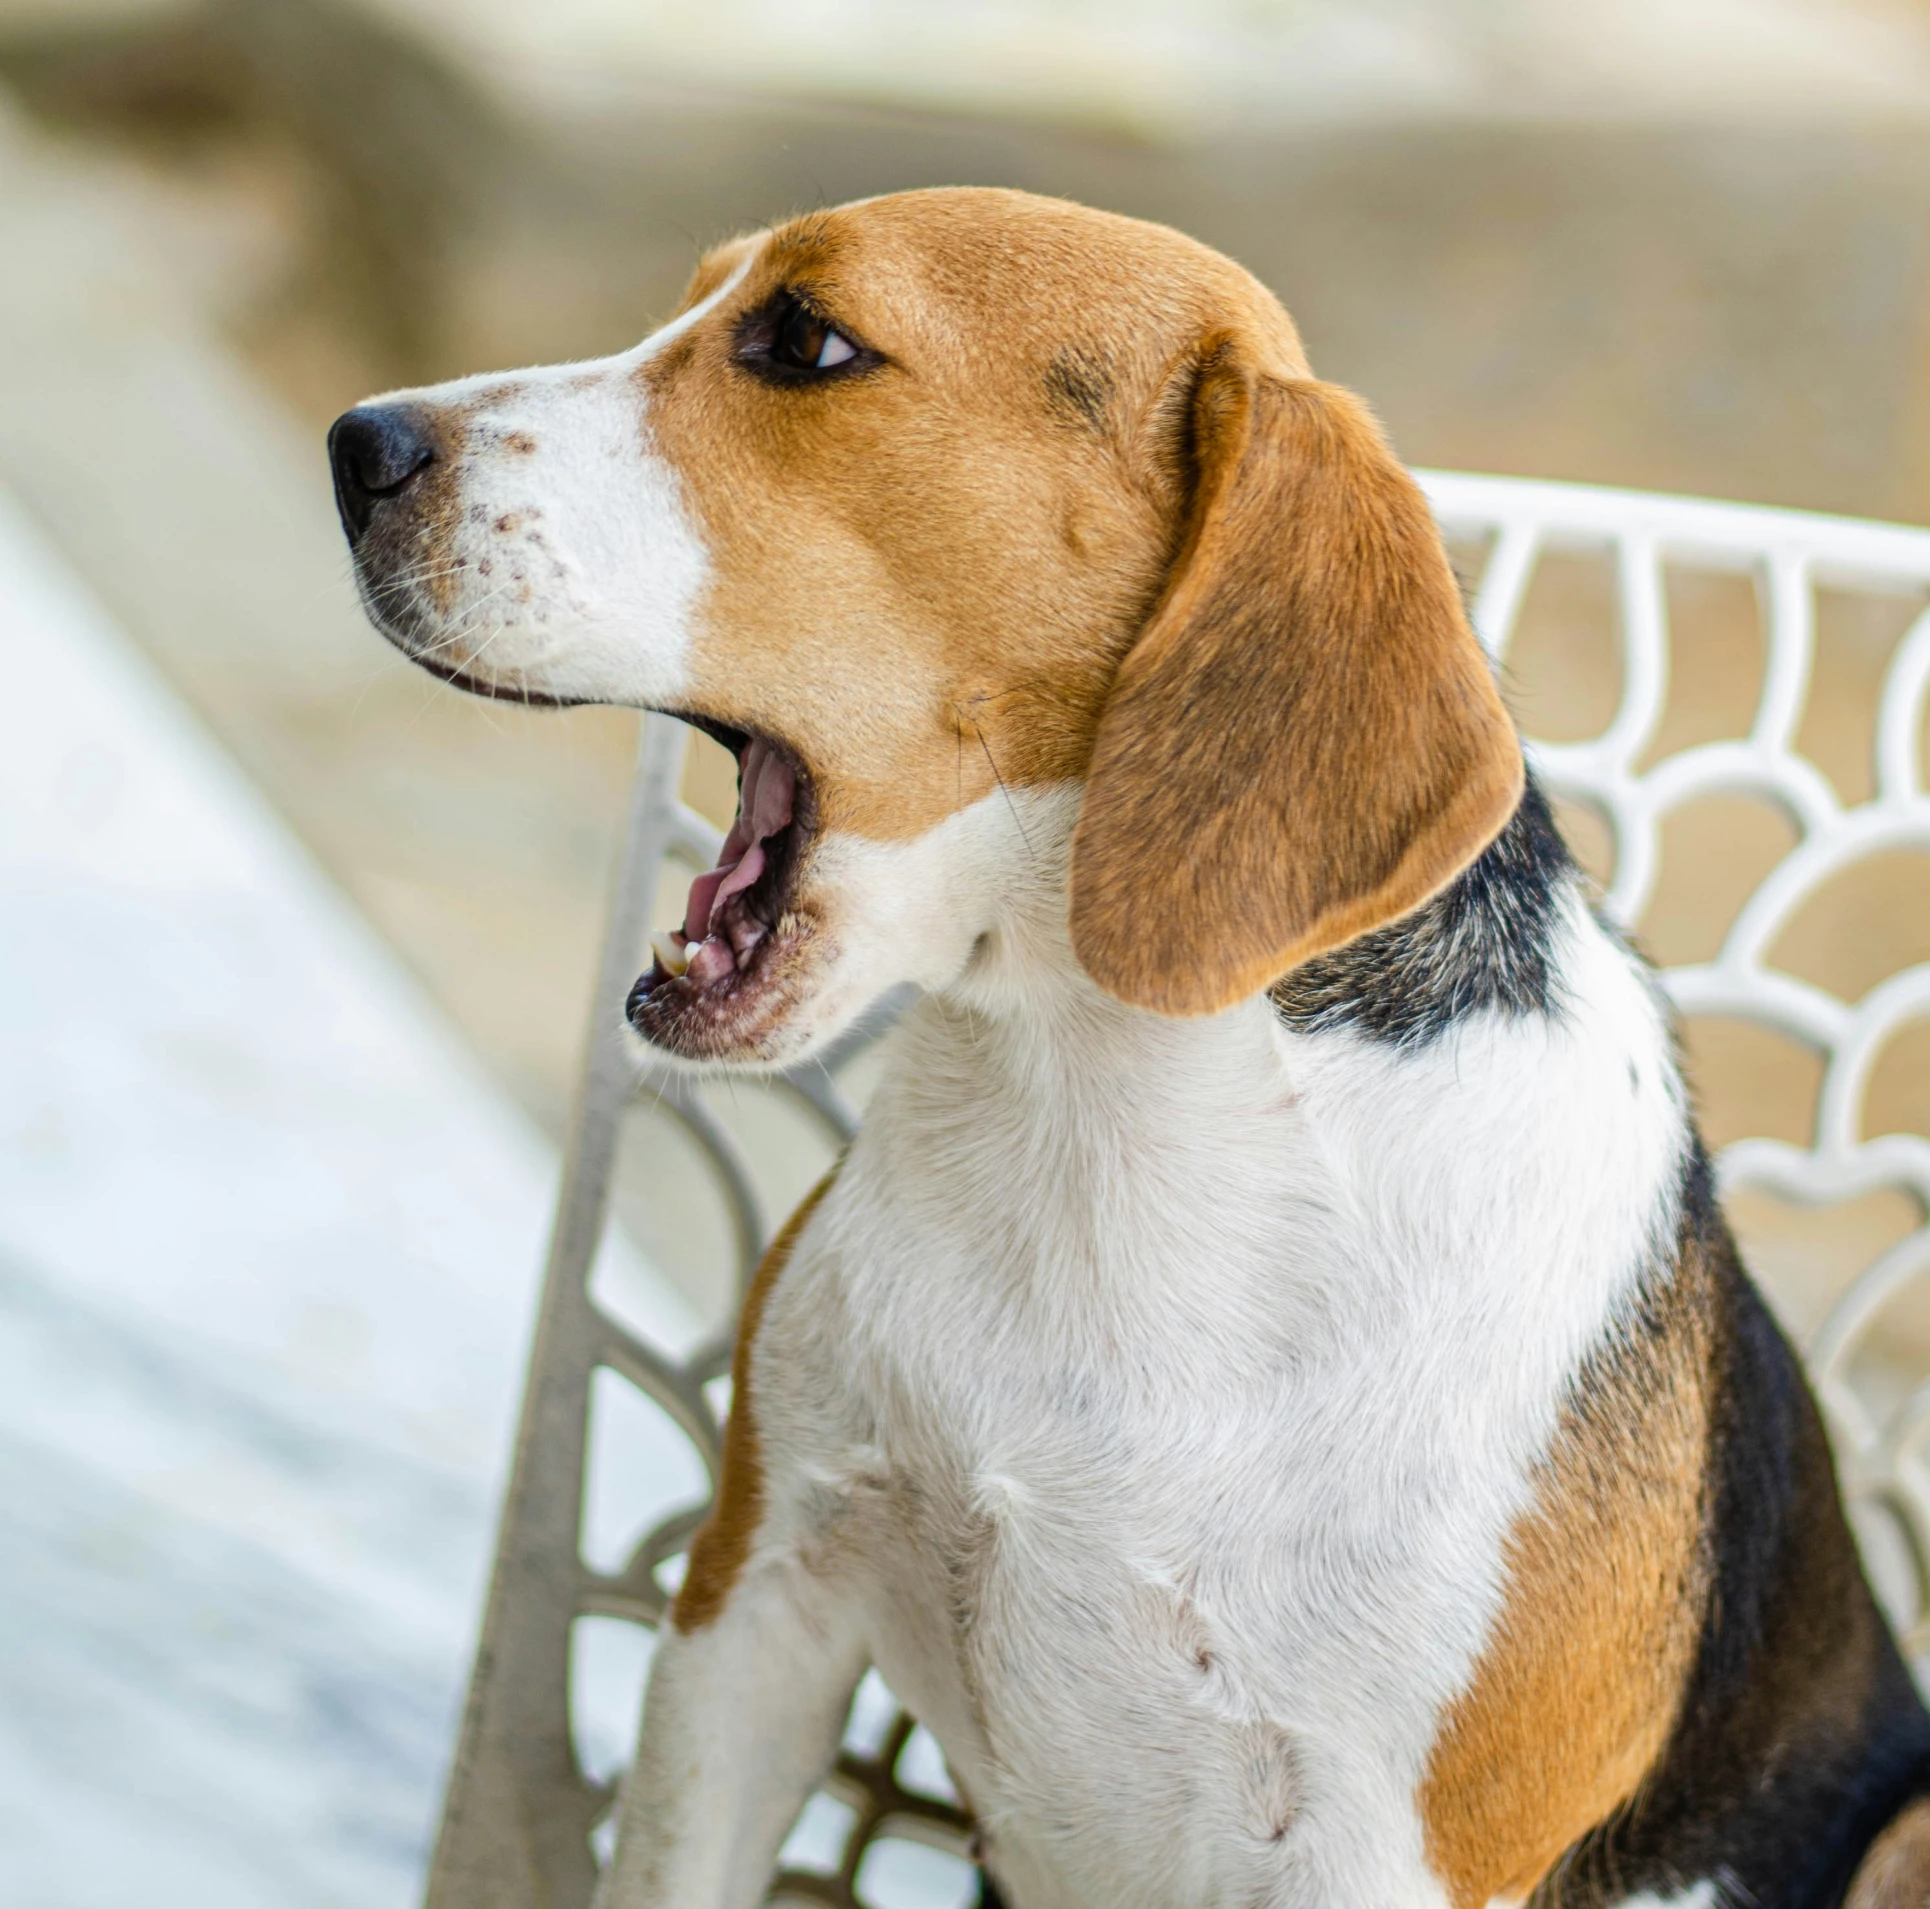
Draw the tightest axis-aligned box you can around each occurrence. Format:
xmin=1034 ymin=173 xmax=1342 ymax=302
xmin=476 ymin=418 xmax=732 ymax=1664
xmin=1068 ymin=335 xmax=1523 ymax=1017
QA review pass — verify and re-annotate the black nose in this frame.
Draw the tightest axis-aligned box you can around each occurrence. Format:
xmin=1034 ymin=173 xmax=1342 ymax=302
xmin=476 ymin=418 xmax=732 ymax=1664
xmin=328 ymin=404 xmax=437 ymax=544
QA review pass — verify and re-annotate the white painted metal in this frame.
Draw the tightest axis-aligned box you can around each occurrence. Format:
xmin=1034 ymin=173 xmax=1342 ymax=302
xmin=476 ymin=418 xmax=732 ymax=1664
xmin=426 ymin=473 xmax=1930 ymax=1908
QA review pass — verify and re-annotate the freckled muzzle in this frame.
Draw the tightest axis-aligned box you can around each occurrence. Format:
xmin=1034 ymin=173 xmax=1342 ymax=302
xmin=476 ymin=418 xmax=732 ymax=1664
xmin=327 ymin=395 xmax=584 ymax=706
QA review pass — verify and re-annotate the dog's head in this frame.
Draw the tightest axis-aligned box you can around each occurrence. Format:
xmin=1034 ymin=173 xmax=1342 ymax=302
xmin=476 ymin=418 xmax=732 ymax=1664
xmin=331 ymin=187 xmax=1521 ymax=1068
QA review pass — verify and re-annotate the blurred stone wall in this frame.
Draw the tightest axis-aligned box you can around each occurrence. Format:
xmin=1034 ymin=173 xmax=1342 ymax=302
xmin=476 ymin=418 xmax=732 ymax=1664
xmin=15 ymin=0 xmax=1930 ymax=510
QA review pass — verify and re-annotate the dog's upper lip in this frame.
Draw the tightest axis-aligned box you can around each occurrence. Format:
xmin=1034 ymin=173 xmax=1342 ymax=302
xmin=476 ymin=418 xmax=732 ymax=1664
xmin=353 ymin=586 xmax=586 ymax=707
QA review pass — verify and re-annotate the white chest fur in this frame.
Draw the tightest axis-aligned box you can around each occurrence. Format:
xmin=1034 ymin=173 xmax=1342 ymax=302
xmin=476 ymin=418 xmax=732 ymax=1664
xmin=748 ymin=896 xmax=1689 ymax=1909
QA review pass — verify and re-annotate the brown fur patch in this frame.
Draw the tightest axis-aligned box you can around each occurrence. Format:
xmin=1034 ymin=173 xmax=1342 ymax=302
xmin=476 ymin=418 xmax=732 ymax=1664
xmin=1847 ymin=1797 xmax=1930 ymax=1908
xmin=636 ymin=191 xmax=1313 ymax=846
xmin=1068 ymin=349 xmax=1522 ymax=1016
xmin=1419 ymin=1272 xmax=1713 ymax=1908
xmin=671 ymin=1167 xmax=838 ymax=1632
xmin=677 ymin=232 xmax=765 ymax=314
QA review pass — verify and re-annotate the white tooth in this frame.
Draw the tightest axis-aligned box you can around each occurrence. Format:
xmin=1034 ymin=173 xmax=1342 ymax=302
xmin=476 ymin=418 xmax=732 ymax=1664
xmin=650 ymin=930 xmax=689 ymax=977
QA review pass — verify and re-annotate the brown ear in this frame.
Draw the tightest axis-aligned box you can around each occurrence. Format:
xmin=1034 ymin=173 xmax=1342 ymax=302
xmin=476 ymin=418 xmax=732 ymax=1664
xmin=1068 ymin=338 xmax=1523 ymax=1016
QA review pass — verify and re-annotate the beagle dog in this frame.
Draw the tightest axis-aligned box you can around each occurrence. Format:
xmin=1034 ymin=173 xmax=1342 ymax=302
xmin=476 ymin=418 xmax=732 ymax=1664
xmin=329 ymin=188 xmax=1930 ymax=1909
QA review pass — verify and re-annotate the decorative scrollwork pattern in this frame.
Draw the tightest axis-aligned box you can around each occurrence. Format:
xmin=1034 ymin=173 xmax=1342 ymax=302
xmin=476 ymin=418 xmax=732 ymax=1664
xmin=1428 ymin=471 xmax=1930 ymax=1655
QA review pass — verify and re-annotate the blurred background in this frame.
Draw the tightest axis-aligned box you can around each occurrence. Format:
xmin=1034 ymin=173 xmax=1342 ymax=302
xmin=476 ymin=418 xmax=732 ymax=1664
xmin=5 ymin=0 xmax=1930 ymax=1904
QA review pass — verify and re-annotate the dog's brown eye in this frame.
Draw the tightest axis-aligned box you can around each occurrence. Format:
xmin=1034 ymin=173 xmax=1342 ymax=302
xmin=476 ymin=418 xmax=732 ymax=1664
xmin=738 ymin=294 xmax=871 ymax=385
xmin=773 ymin=302 xmax=857 ymax=372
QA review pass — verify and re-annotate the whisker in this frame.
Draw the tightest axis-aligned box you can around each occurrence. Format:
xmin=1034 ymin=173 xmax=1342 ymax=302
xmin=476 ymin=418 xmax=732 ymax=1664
xmin=400 ymin=618 xmax=517 ymax=737
xmin=411 ymin=582 xmax=518 ymax=661
xmin=967 ymin=715 xmax=1038 ymax=864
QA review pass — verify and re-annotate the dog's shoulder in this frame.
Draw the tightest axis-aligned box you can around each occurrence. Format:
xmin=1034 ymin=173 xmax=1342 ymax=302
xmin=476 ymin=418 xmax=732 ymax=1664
xmin=1546 ymin=1148 xmax=1930 ymax=1908
xmin=1426 ymin=1133 xmax=1930 ymax=1908
xmin=1275 ymin=776 xmax=1930 ymax=1903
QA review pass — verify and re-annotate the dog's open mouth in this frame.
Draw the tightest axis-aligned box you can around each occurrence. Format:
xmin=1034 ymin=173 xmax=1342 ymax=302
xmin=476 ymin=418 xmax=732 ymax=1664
xmin=626 ymin=725 xmax=817 ymax=1048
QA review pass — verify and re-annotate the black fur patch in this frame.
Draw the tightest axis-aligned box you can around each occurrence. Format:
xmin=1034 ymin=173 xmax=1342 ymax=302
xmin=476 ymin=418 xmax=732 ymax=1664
xmin=1044 ymin=348 xmax=1112 ymax=432
xmin=1534 ymin=1146 xmax=1930 ymax=1908
xmin=1270 ymin=776 xmax=1570 ymax=1047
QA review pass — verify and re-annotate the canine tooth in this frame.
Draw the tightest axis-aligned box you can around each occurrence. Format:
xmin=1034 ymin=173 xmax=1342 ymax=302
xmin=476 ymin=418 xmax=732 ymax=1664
xmin=650 ymin=930 xmax=689 ymax=977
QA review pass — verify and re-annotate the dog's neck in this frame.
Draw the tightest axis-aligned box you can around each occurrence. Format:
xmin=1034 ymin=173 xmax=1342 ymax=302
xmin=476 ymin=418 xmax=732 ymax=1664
xmin=871 ymin=904 xmax=1316 ymax=1350
xmin=854 ymin=776 xmax=1684 ymax=1392
xmin=931 ymin=802 xmax=1292 ymax=1122
xmin=907 ymin=772 xmax=1580 ymax=1110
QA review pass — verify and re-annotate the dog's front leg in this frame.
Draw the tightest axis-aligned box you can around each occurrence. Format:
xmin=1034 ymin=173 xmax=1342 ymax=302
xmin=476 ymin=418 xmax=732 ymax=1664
xmin=597 ymin=1172 xmax=865 ymax=1909
xmin=596 ymin=1556 xmax=867 ymax=1909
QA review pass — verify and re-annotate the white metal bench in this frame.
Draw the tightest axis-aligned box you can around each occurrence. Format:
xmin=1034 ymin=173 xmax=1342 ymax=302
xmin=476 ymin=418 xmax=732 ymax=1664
xmin=421 ymin=474 xmax=1930 ymax=1909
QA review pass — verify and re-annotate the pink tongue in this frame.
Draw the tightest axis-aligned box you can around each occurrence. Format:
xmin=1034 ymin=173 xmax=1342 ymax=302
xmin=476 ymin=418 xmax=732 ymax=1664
xmin=683 ymin=841 xmax=765 ymax=941
xmin=680 ymin=739 xmax=796 ymax=945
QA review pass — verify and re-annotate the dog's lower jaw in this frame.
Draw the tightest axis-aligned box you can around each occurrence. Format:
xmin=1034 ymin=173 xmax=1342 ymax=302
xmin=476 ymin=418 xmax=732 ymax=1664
xmin=626 ymin=913 xmax=829 ymax=1067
